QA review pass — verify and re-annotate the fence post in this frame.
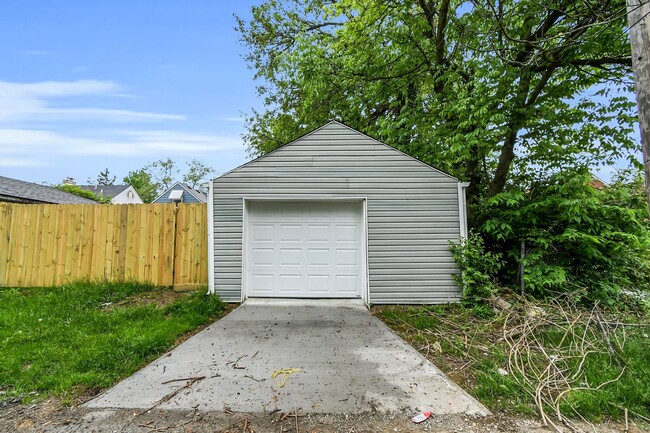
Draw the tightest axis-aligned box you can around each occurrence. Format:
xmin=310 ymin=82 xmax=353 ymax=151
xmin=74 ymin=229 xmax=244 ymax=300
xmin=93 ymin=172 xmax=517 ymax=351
xmin=171 ymin=202 xmax=179 ymax=288
xmin=520 ymin=240 xmax=526 ymax=296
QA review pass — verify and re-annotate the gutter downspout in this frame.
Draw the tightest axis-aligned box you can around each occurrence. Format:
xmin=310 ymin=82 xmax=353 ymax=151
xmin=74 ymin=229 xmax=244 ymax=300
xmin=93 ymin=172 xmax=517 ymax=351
xmin=457 ymin=182 xmax=470 ymax=240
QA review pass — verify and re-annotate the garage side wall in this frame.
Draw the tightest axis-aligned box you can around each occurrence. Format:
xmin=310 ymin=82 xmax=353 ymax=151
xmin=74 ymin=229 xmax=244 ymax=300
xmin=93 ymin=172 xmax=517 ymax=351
xmin=212 ymin=122 xmax=463 ymax=304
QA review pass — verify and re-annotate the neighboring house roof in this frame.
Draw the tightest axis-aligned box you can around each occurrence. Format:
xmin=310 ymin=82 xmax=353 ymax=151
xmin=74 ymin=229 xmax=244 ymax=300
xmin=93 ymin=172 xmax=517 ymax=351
xmin=152 ymin=182 xmax=207 ymax=203
xmin=78 ymin=185 xmax=144 ymax=204
xmin=589 ymin=176 xmax=607 ymax=190
xmin=78 ymin=185 xmax=129 ymax=198
xmin=0 ymin=176 xmax=97 ymax=204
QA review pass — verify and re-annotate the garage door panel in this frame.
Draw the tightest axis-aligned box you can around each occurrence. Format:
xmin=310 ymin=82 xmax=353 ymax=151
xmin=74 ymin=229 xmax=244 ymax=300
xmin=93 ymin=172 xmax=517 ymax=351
xmin=307 ymin=274 xmax=331 ymax=294
xmin=278 ymin=224 xmax=302 ymax=241
xmin=335 ymin=275 xmax=360 ymax=295
xmin=252 ymin=224 xmax=274 ymax=242
xmin=246 ymin=201 xmax=363 ymax=298
xmin=307 ymin=224 xmax=330 ymax=241
xmin=251 ymin=248 xmax=274 ymax=266
xmin=336 ymin=248 xmax=359 ymax=267
xmin=278 ymin=248 xmax=302 ymax=266
xmin=251 ymin=274 xmax=274 ymax=293
xmin=336 ymin=224 xmax=360 ymax=242
xmin=307 ymin=248 xmax=330 ymax=266
xmin=277 ymin=274 xmax=302 ymax=293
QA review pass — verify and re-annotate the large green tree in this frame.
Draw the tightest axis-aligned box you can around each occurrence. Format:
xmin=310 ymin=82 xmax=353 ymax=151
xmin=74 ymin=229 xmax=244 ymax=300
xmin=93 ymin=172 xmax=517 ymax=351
xmin=237 ymin=0 xmax=637 ymax=225
xmin=183 ymin=159 xmax=215 ymax=189
xmin=123 ymin=169 xmax=159 ymax=203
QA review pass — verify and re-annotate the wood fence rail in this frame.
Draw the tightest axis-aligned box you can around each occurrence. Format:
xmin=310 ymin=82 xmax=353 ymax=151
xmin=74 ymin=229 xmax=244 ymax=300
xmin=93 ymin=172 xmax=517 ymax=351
xmin=0 ymin=203 xmax=207 ymax=289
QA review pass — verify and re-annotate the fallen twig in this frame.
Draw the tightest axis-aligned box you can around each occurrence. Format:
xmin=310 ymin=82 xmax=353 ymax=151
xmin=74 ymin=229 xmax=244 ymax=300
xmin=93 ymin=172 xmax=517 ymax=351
xmin=502 ymin=299 xmax=633 ymax=433
xmin=161 ymin=376 xmax=205 ymax=385
xmin=139 ymin=376 xmax=205 ymax=415
xmin=244 ymin=374 xmax=264 ymax=382
xmin=233 ymin=354 xmax=246 ymax=369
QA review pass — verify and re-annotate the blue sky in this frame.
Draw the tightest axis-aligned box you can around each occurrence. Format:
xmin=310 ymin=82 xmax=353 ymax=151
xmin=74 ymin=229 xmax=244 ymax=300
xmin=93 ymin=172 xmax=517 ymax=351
xmin=0 ymin=1 xmax=260 ymax=185
xmin=0 ymin=2 xmax=640 ymax=186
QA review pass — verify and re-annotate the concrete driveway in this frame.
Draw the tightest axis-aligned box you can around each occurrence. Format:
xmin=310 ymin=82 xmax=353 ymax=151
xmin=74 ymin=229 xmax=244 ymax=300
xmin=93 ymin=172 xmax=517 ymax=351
xmin=85 ymin=299 xmax=489 ymax=415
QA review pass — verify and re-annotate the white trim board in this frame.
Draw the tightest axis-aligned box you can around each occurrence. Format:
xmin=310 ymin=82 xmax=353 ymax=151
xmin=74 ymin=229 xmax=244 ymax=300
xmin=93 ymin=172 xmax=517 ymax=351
xmin=207 ymin=180 xmax=215 ymax=294
xmin=457 ymin=182 xmax=470 ymax=240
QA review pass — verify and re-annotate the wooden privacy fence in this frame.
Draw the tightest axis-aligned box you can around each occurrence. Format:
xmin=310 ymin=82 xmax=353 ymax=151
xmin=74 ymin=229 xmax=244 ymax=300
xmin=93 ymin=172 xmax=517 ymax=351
xmin=0 ymin=203 xmax=208 ymax=289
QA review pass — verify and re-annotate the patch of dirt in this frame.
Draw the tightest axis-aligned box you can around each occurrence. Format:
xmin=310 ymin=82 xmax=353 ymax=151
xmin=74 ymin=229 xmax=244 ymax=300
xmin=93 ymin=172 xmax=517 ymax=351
xmin=0 ymin=398 xmax=646 ymax=433
xmin=101 ymin=288 xmax=192 ymax=310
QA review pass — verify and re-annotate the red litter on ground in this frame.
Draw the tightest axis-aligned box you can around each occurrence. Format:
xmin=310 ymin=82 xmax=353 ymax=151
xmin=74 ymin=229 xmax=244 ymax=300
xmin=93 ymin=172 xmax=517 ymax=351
xmin=411 ymin=411 xmax=432 ymax=423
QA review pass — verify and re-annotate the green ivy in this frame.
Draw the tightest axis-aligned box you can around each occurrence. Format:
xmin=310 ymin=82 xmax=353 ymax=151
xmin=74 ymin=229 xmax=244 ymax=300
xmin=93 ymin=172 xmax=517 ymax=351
xmin=55 ymin=185 xmax=111 ymax=204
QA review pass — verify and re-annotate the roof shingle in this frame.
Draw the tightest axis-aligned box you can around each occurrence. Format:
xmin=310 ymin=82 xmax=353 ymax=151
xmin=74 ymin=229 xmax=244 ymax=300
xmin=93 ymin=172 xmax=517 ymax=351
xmin=0 ymin=176 xmax=98 ymax=204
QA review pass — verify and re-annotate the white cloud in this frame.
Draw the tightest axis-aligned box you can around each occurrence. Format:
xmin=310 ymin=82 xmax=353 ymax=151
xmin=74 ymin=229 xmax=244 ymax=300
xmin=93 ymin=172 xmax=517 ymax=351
xmin=0 ymin=155 xmax=46 ymax=168
xmin=122 ymin=130 xmax=240 ymax=153
xmin=0 ymin=79 xmax=243 ymax=171
xmin=0 ymin=80 xmax=184 ymax=123
xmin=0 ymin=128 xmax=241 ymax=161
xmin=0 ymin=80 xmax=119 ymax=97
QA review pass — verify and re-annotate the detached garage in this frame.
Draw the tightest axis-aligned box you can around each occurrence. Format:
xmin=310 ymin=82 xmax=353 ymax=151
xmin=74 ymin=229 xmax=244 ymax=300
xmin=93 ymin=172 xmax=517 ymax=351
xmin=208 ymin=121 xmax=468 ymax=305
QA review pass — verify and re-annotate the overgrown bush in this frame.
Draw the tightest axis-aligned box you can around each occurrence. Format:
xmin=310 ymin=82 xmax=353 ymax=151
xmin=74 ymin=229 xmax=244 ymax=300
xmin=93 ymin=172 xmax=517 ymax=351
xmin=450 ymin=231 xmax=503 ymax=302
xmin=477 ymin=169 xmax=650 ymax=305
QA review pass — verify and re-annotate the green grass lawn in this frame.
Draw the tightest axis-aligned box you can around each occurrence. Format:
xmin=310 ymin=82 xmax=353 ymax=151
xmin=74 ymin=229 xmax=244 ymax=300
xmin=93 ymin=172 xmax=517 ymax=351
xmin=375 ymin=302 xmax=650 ymax=423
xmin=0 ymin=281 xmax=226 ymax=404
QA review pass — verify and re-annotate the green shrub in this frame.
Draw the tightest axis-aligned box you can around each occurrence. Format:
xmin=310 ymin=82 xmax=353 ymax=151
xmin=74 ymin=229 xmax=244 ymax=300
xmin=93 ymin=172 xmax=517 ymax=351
xmin=480 ymin=169 xmax=650 ymax=305
xmin=450 ymin=231 xmax=503 ymax=302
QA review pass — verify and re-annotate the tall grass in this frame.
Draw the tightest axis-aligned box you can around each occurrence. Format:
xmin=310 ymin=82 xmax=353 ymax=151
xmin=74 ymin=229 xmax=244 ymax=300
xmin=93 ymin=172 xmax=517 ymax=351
xmin=375 ymin=303 xmax=650 ymax=422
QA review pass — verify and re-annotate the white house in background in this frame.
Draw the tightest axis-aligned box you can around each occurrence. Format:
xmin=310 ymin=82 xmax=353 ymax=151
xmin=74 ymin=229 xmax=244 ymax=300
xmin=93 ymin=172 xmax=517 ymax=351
xmin=78 ymin=185 xmax=144 ymax=204
xmin=152 ymin=181 xmax=207 ymax=204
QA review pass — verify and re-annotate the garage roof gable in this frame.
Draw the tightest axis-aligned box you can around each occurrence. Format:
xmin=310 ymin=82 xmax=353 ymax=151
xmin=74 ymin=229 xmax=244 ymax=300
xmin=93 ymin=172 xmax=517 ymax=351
xmin=216 ymin=120 xmax=459 ymax=181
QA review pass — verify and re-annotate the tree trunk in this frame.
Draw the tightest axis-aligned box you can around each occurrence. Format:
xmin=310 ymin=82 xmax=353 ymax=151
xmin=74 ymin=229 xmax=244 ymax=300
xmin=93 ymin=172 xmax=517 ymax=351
xmin=465 ymin=150 xmax=483 ymax=228
xmin=488 ymin=130 xmax=517 ymax=198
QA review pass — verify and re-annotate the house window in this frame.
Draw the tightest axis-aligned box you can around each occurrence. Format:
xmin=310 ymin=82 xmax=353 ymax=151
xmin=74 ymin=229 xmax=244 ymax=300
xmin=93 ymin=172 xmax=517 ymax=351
xmin=128 ymin=191 xmax=134 ymax=198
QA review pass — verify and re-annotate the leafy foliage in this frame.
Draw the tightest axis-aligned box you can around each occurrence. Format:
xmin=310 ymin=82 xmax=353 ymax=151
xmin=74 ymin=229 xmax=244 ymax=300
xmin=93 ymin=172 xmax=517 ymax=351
xmin=55 ymin=184 xmax=111 ymax=204
xmin=149 ymin=157 xmax=179 ymax=191
xmin=450 ymin=232 xmax=503 ymax=302
xmin=481 ymin=170 xmax=650 ymax=304
xmin=182 ymin=159 xmax=215 ymax=190
xmin=123 ymin=169 xmax=158 ymax=203
xmin=236 ymin=0 xmax=636 ymax=224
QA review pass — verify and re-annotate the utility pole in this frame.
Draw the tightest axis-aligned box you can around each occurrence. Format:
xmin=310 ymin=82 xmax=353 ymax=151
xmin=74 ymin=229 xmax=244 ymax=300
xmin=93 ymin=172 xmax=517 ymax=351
xmin=627 ymin=0 xmax=650 ymax=216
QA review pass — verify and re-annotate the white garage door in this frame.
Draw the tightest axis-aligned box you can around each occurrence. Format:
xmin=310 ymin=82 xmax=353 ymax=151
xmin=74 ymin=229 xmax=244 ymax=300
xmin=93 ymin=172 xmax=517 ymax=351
xmin=245 ymin=200 xmax=363 ymax=298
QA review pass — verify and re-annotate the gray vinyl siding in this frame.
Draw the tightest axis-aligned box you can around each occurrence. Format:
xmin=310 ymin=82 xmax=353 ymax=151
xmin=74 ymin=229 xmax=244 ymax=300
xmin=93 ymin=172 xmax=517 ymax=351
xmin=212 ymin=121 xmax=463 ymax=304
